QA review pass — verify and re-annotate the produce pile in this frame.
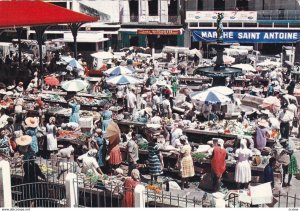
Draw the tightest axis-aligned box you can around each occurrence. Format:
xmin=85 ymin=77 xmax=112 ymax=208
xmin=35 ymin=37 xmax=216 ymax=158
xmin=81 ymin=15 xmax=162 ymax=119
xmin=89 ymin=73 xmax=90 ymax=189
xmin=39 ymin=164 xmax=55 ymax=176
xmin=189 ymin=120 xmax=255 ymax=137
xmin=192 ymin=152 xmax=207 ymax=162
xmin=138 ymin=142 xmax=148 ymax=150
xmin=42 ymin=94 xmax=66 ymax=103
xmin=58 ymin=130 xmax=82 ymax=139
xmin=75 ymin=96 xmax=103 ymax=106
xmin=146 ymin=184 xmax=161 ymax=193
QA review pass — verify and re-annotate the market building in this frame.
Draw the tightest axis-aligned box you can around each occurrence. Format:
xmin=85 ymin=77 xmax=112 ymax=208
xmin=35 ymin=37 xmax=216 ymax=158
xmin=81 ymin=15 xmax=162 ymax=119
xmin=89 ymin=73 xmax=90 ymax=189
xmin=185 ymin=0 xmax=300 ymax=57
xmin=118 ymin=0 xmax=184 ymax=50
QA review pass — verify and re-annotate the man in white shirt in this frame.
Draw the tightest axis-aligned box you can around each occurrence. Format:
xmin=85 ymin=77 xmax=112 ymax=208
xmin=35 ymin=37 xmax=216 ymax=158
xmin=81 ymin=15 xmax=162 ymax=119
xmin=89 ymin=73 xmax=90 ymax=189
xmin=126 ymin=89 xmax=137 ymax=113
xmin=162 ymin=97 xmax=171 ymax=117
xmin=278 ymin=106 xmax=293 ymax=139
xmin=77 ymin=149 xmax=103 ymax=175
xmin=152 ymin=92 xmax=161 ymax=113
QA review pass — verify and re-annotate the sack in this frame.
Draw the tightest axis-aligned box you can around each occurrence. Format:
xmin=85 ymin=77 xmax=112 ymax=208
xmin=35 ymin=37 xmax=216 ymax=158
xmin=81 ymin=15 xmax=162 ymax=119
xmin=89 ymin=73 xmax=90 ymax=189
xmin=252 ymin=155 xmax=262 ymax=166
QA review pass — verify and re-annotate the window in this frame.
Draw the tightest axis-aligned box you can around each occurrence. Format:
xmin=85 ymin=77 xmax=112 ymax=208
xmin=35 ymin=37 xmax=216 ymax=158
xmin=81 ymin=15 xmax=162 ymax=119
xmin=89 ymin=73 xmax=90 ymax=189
xmin=129 ymin=0 xmax=139 ymax=16
xmin=214 ymin=0 xmax=225 ymax=11
xmin=236 ymin=0 xmax=249 ymax=11
xmin=198 ymin=0 xmax=203 ymax=10
xmin=149 ymin=0 xmax=158 ymax=16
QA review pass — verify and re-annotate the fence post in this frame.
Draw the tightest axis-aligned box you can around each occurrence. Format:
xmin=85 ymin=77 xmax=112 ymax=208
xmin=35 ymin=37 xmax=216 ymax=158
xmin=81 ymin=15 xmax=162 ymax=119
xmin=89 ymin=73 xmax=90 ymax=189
xmin=0 ymin=160 xmax=12 ymax=207
xmin=134 ymin=184 xmax=145 ymax=208
xmin=65 ymin=173 xmax=78 ymax=207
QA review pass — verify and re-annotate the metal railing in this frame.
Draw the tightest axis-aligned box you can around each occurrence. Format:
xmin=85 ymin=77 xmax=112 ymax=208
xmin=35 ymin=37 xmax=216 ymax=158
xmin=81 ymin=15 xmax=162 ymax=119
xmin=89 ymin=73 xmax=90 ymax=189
xmin=9 ymin=158 xmax=300 ymax=208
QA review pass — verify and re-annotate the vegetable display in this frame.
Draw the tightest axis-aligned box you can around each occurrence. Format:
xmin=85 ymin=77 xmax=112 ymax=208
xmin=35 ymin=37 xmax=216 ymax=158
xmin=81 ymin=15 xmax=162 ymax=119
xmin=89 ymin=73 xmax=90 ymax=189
xmin=192 ymin=152 xmax=207 ymax=161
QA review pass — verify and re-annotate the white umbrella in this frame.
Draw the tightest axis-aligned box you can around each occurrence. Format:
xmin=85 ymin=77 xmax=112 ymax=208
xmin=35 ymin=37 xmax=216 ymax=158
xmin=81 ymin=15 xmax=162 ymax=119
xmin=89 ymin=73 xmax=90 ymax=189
xmin=232 ymin=64 xmax=256 ymax=73
xmin=106 ymin=75 xmax=142 ymax=85
xmin=61 ymin=79 xmax=88 ymax=92
xmin=257 ymin=59 xmax=281 ymax=67
xmin=208 ymin=86 xmax=234 ymax=96
xmin=68 ymin=59 xmax=84 ymax=71
xmin=191 ymin=90 xmax=231 ymax=105
xmin=212 ymin=55 xmax=235 ymax=64
xmin=105 ymin=66 xmax=135 ymax=76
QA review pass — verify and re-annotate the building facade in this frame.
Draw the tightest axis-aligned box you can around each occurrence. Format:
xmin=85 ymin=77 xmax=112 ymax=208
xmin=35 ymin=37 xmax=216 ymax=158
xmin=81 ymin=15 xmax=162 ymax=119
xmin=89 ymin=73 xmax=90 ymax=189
xmin=186 ymin=0 xmax=300 ymax=56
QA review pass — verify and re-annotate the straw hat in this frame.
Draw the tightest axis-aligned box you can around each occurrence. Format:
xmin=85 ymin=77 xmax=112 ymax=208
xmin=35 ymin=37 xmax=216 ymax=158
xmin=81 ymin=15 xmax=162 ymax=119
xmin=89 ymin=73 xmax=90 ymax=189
xmin=257 ymin=119 xmax=269 ymax=128
xmin=7 ymin=85 xmax=15 ymax=90
xmin=16 ymin=135 xmax=32 ymax=146
xmin=25 ymin=117 xmax=39 ymax=128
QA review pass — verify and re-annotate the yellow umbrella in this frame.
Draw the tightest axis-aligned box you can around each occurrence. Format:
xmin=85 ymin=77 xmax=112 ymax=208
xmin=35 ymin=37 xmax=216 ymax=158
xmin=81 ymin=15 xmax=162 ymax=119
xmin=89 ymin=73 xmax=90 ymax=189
xmin=105 ymin=121 xmax=121 ymax=145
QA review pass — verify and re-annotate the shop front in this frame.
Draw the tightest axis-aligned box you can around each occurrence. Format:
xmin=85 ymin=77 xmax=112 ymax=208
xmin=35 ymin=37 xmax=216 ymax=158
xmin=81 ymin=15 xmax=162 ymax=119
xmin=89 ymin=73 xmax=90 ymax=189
xmin=119 ymin=28 xmax=184 ymax=50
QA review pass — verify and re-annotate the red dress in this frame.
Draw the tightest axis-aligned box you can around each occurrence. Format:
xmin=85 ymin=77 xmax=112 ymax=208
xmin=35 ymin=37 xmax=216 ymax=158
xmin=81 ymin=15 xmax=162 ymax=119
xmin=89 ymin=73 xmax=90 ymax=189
xmin=109 ymin=143 xmax=122 ymax=165
xmin=211 ymin=146 xmax=227 ymax=177
xmin=122 ymin=178 xmax=139 ymax=207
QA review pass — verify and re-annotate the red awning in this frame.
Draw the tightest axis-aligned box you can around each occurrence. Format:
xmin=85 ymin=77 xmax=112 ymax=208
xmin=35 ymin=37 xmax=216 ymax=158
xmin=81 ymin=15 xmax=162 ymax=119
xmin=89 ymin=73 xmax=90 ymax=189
xmin=0 ymin=0 xmax=98 ymax=29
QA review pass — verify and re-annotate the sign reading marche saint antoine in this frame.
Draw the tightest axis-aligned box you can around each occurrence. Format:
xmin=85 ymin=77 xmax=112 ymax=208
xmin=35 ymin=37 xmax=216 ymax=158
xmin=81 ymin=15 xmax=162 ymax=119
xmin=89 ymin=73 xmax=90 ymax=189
xmin=192 ymin=29 xmax=300 ymax=43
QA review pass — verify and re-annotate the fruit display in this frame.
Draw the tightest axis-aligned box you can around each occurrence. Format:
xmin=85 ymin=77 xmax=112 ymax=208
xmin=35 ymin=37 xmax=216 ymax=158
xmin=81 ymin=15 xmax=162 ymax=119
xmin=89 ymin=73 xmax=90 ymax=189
xmin=146 ymin=184 xmax=161 ymax=193
xmin=58 ymin=130 xmax=82 ymax=139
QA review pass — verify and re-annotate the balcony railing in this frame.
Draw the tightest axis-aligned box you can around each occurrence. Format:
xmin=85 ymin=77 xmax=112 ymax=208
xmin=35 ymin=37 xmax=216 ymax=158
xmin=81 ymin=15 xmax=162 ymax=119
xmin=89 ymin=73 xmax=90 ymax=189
xmin=256 ymin=10 xmax=300 ymax=21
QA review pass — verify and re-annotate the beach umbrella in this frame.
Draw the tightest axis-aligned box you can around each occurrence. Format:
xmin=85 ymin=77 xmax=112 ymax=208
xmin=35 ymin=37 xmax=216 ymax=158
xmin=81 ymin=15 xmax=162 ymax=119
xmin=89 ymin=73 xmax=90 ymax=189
xmin=105 ymin=121 xmax=121 ymax=145
xmin=106 ymin=75 xmax=142 ymax=85
xmin=232 ymin=64 xmax=256 ymax=73
xmin=260 ymin=96 xmax=281 ymax=112
xmin=61 ymin=79 xmax=88 ymax=92
xmin=208 ymin=86 xmax=234 ymax=96
xmin=191 ymin=90 xmax=231 ymax=105
xmin=60 ymin=56 xmax=73 ymax=63
xmin=68 ymin=59 xmax=84 ymax=70
xmin=44 ymin=76 xmax=60 ymax=86
xmin=212 ymin=55 xmax=235 ymax=64
xmin=105 ymin=66 xmax=135 ymax=76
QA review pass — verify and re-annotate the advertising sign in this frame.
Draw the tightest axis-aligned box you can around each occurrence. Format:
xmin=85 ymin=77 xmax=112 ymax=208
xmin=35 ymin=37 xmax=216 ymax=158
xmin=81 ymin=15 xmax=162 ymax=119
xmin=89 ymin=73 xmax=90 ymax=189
xmin=137 ymin=29 xmax=181 ymax=35
xmin=186 ymin=11 xmax=257 ymax=22
xmin=192 ymin=29 xmax=300 ymax=43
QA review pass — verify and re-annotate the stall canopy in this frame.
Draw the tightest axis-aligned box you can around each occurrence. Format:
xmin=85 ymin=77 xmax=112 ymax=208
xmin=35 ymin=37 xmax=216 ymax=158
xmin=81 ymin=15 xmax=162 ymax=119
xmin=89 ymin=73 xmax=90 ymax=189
xmin=0 ymin=0 xmax=98 ymax=28
xmin=0 ymin=0 xmax=98 ymax=68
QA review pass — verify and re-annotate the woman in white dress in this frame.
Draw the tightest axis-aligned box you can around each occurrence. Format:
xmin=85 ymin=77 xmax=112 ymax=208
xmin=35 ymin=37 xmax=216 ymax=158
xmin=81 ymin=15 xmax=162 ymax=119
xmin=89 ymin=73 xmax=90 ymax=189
xmin=234 ymin=139 xmax=252 ymax=189
xmin=46 ymin=116 xmax=57 ymax=158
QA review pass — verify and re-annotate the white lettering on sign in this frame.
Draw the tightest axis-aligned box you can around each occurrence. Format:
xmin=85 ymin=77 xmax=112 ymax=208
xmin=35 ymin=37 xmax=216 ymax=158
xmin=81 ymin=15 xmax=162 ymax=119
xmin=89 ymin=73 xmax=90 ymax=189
xmin=237 ymin=32 xmax=260 ymax=39
xmin=263 ymin=32 xmax=298 ymax=40
xmin=201 ymin=31 xmax=217 ymax=38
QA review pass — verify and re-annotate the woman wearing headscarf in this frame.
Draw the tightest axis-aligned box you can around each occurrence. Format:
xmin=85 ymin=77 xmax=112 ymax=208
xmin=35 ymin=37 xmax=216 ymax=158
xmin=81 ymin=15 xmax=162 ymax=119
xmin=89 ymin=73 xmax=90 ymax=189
xmin=122 ymin=169 xmax=140 ymax=207
xmin=94 ymin=129 xmax=107 ymax=170
xmin=234 ymin=139 xmax=252 ymax=189
xmin=46 ymin=116 xmax=57 ymax=158
xmin=179 ymin=136 xmax=195 ymax=190
xmin=68 ymin=98 xmax=80 ymax=123
xmin=101 ymin=105 xmax=112 ymax=133
xmin=25 ymin=117 xmax=39 ymax=155
xmin=148 ymin=136 xmax=162 ymax=184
